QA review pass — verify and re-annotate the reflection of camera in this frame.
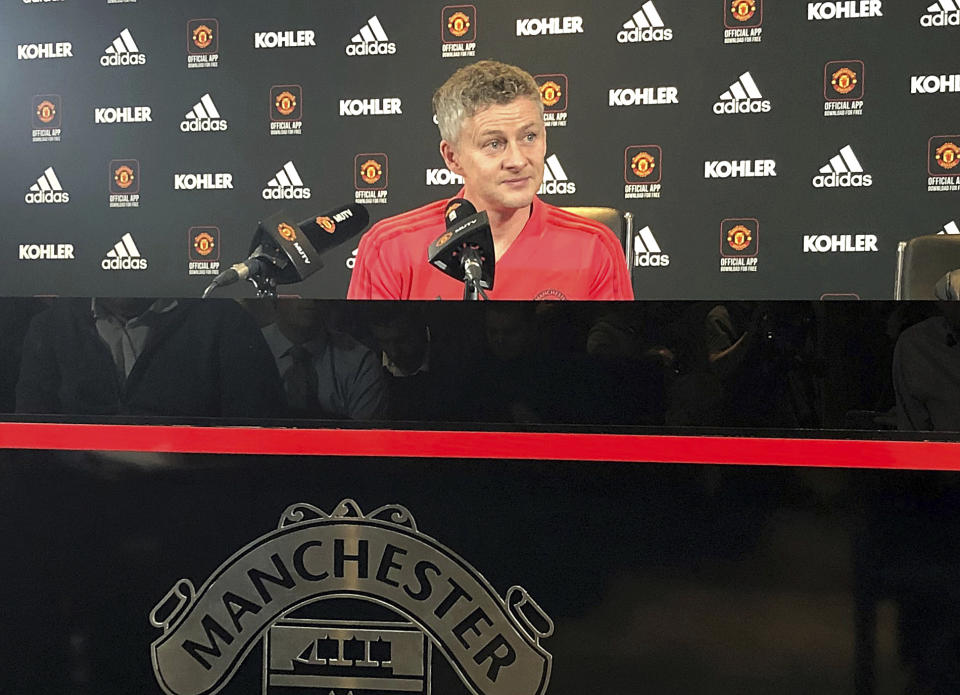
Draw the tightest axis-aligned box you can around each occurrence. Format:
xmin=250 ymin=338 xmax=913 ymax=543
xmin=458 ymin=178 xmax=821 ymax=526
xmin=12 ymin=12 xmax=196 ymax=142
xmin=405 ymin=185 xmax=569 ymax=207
xmin=758 ymin=311 xmax=776 ymax=342
xmin=754 ymin=309 xmax=803 ymax=369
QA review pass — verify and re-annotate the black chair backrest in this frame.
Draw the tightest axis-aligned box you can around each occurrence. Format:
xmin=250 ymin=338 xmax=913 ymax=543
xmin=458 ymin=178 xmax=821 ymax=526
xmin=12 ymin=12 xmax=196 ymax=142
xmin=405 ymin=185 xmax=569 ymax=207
xmin=896 ymin=234 xmax=960 ymax=299
xmin=560 ymin=206 xmax=627 ymax=253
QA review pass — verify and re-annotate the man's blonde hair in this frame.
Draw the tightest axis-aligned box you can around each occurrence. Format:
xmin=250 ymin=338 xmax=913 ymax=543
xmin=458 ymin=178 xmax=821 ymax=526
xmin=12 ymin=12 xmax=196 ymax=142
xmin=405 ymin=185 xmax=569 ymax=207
xmin=432 ymin=60 xmax=543 ymax=143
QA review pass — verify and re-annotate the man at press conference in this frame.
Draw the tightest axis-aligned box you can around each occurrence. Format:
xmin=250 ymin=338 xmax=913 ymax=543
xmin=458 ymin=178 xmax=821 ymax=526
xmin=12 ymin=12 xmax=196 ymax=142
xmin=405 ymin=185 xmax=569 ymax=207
xmin=348 ymin=60 xmax=633 ymax=301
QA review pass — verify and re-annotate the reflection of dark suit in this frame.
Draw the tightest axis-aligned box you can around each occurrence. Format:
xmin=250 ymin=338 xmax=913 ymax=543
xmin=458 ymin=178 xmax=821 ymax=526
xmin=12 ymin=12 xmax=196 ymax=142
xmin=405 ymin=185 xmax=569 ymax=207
xmin=893 ymin=316 xmax=960 ymax=431
xmin=16 ymin=298 xmax=282 ymax=417
xmin=0 ymin=299 xmax=47 ymax=413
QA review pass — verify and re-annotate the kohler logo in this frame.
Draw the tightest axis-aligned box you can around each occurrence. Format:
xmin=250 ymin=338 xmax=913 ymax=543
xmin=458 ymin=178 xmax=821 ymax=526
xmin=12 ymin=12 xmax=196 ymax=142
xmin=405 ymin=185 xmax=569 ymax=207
xmin=426 ymin=168 xmax=464 ymax=186
xmin=339 ymin=98 xmax=402 ymax=116
xmin=17 ymin=42 xmax=72 ymax=60
xmin=807 ymin=0 xmax=882 ymax=20
xmin=911 ymin=74 xmax=960 ymax=94
xmin=803 ymin=234 xmax=878 ymax=252
xmin=174 ymin=173 xmax=233 ymax=190
xmin=704 ymin=159 xmax=777 ymax=178
xmin=609 ymin=87 xmax=678 ymax=106
xmin=19 ymin=243 xmax=74 ymax=260
xmin=516 ymin=16 xmax=584 ymax=35
xmin=95 ymin=106 xmax=152 ymax=123
xmin=254 ymin=30 xmax=316 ymax=48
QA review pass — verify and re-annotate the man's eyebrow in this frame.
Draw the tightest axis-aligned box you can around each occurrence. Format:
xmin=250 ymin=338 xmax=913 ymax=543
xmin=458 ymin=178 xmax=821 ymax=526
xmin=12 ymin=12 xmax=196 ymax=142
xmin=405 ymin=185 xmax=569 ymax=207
xmin=476 ymin=122 xmax=540 ymax=137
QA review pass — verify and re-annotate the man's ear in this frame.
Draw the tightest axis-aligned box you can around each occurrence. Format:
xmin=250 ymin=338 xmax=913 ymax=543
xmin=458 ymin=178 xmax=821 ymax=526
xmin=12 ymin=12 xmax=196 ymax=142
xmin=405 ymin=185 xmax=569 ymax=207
xmin=439 ymin=140 xmax=464 ymax=176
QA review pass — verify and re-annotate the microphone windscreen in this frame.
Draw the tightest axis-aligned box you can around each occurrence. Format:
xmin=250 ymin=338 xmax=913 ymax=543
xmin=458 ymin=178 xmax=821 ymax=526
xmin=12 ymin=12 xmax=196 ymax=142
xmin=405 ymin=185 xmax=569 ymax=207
xmin=298 ymin=204 xmax=370 ymax=253
xmin=444 ymin=198 xmax=477 ymax=228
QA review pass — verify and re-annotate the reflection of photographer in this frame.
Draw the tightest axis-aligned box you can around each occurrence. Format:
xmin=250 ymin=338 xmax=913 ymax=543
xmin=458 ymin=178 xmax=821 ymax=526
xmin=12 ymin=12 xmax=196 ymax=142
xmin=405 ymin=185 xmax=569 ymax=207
xmin=893 ymin=300 xmax=960 ymax=431
xmin=705 ymin=303 xmax=818 ymax=428
xmin=16 ymin=298 xmax=282 ymax=417
xmin=259 ymin=300 xmax=387 ymax=420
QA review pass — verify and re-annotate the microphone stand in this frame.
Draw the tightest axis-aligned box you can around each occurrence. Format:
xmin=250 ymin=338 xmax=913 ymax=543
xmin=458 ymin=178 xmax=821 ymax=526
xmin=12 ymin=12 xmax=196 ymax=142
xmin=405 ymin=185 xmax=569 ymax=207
xmin=464 ymin=278 xmax=487 ymax=301
xmin=461 ymin=247 xmax=488 ymax=301
xmin=248 ymin=273 xmax=278 ymax=299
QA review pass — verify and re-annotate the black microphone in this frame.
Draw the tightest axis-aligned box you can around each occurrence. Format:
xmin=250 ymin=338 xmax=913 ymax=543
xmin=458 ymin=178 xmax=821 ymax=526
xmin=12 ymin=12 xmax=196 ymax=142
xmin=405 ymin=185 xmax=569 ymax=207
xmin=203 ymin=204 xmax=369 ymax=297
xmin=294 ymin=204 xmax=370 ymax=256
xmin=428 ymin=198 xmax=496 ymax=299
xmin=201 ymin=246 xmax=279 ymax=297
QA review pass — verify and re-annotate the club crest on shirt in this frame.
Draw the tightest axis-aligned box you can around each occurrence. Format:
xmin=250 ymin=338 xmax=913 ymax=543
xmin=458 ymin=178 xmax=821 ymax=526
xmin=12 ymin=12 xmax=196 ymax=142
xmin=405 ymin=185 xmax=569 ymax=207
xmin=533 ymin=289 xmax=567 ymax=300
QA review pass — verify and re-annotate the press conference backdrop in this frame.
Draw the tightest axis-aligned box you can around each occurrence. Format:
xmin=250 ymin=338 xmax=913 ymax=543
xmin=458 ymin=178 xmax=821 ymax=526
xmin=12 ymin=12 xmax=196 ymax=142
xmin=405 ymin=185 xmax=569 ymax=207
xmin=2 ymin=0 xmax=958 ymax=299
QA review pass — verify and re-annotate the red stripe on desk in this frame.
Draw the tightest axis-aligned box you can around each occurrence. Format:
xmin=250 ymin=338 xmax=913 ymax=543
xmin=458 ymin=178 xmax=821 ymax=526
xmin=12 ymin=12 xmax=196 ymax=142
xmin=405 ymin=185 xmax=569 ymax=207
xmin=0 ymin=422 xmax=956 ymax=470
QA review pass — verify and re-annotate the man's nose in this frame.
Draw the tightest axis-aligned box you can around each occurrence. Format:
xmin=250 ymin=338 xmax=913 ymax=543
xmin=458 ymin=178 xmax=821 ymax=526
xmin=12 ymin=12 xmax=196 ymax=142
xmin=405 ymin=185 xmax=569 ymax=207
xmin=501 ymin=141 xmax=526 ymax=169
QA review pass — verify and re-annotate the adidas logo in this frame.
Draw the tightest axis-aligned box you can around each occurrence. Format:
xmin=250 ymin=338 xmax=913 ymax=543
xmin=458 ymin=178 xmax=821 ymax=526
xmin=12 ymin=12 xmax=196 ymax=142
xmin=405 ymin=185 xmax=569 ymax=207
xmin=539 ymin=154 xmax=577 ymax=195
xmin=617 ymin=2 xmax=673 ymax=42
xmin=25 ymin=166 xmax=69 ymax=204
xmin=102 ymin=233 xmax=147 ymax=270
xmin=922 ymin=0 xmax=960 ymax=25
xmin=812 ymin=145 xmax=873 ymax=187
xmin=346 ymin=16 xmax=396 ymax=55
xmin=713 ymin=72 xmax=771 ymax=114
xmin=634 ymin=226 xmax=669 ymax=267
xmin=262 ymin=161 xmax=311 ymax=200
xmin=346 ymin=247 xmax=358 ymax=270
xmin=100 ymin=28 xmax=146 ymax=66
xmin=938 ymin=220 xmax=960 ymax=235
xmin=425 ymin=168 xmax=464 ymax=186
xmin=180 ymin=93 xmax=228 ymax=132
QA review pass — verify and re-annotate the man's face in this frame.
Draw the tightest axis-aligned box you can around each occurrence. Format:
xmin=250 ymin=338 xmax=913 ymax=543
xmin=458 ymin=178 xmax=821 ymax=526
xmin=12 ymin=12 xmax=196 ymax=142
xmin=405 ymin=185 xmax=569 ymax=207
xmin=485 ymin=306 xmax=536 ymax=362
xmin=371 ymin=320 xmax=428 ymax=374
xmin=99 ymin=298 xmax=156 ymax=319
xmin=441 ymin=98 xmax=546 ymax=214
xmin=274 ymin=299 xmax=327 ymax=337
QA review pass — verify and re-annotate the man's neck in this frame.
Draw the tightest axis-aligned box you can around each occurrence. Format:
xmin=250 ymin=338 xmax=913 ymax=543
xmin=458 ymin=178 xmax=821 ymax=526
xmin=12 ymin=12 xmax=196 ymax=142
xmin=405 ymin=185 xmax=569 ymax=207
xmin=473 ymin=201 xmax=533 ymax=261
xmin=275 ymin=322 xmax=325 ymax=348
